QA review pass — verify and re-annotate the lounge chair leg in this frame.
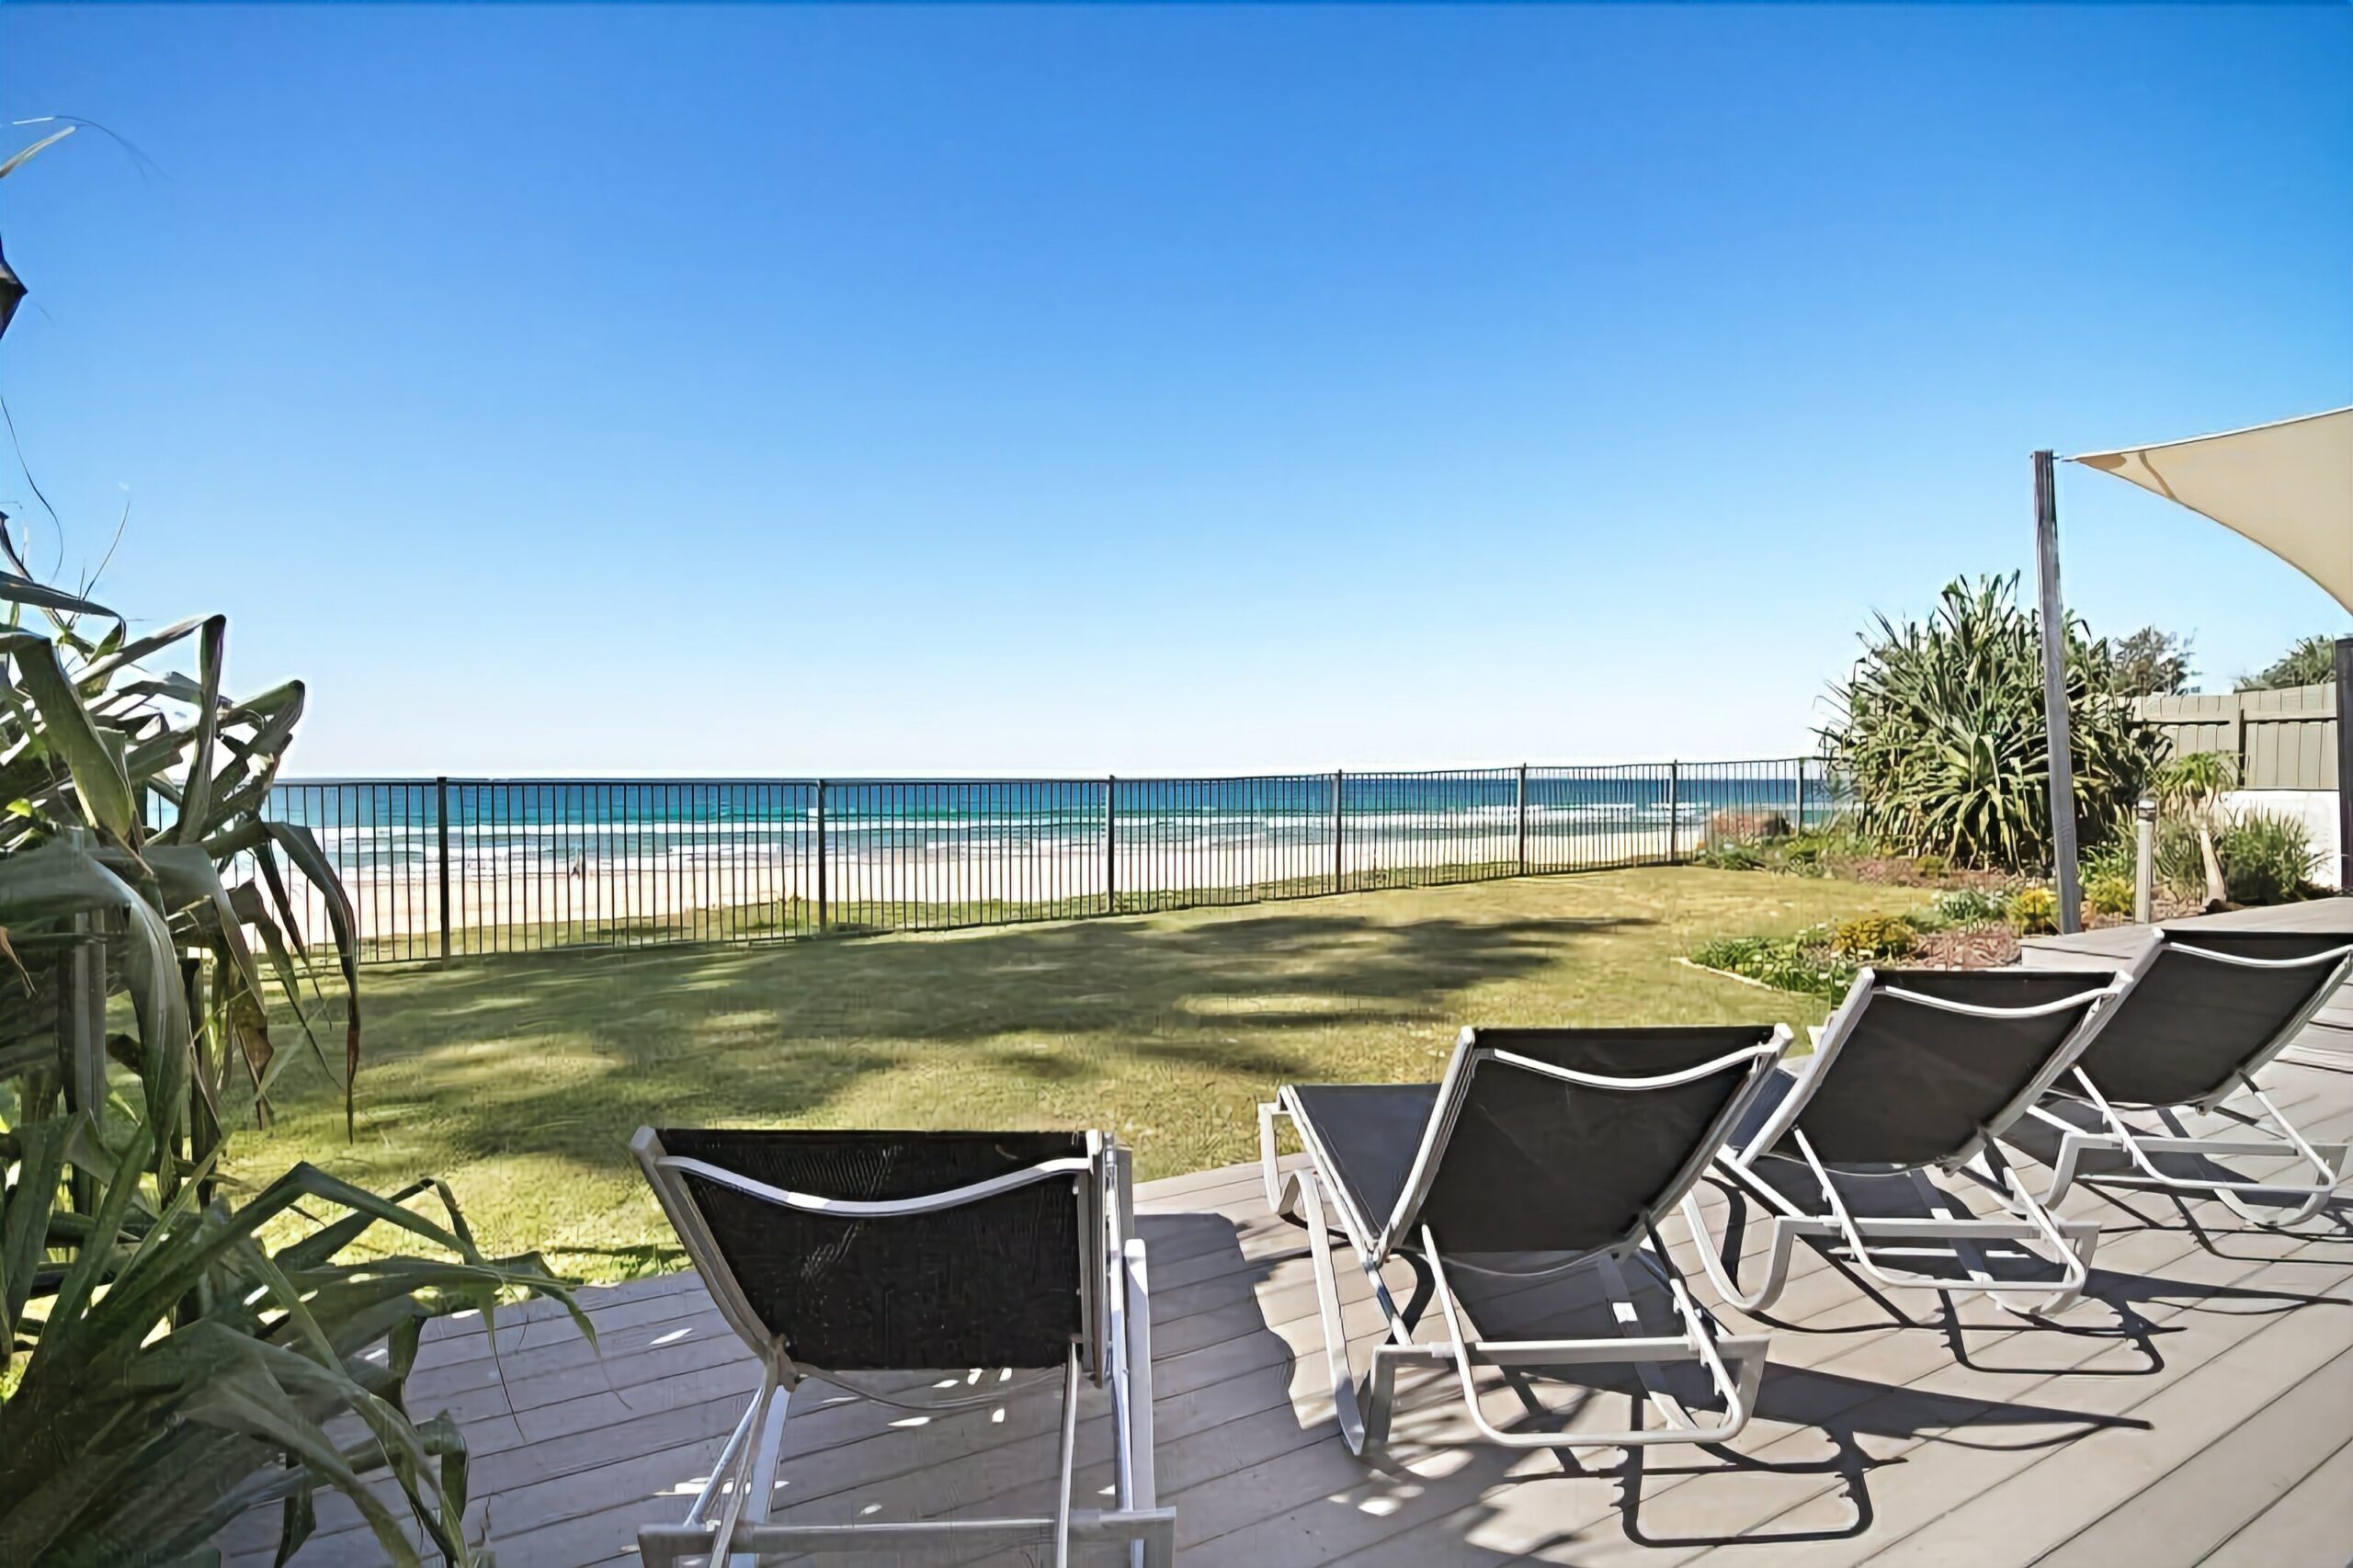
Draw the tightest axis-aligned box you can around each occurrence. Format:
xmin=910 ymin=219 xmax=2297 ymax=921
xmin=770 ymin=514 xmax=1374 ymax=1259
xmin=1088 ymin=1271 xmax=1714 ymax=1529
xmin=676 ymin=1391 xmax=761 ymax=1540
xmin=1784 ymin=1131 xmax=2093 ymax=1313
xmin=1420 ymin=1230 xmax=1765 ymax=1449
xmin=1053 ymin=1343 xmax=1081 ymax=1568
xmin=2042 ymin=1112 xmax=2091 ymax=1210
xmin=1678 ymin=1163 xmax=1801 ymax=1314
xmin=1365 ymin=1346 xmax=1402 ymax=1446
xmin=1971 ymin=1141 xmax=2097 ymax=1314
xmin=1258 ymin=1100 xmax=1290 ymax=1216
xmin=699 ymin=1353 xmax=790 ymax=1568
xmin=2035 ymin=1070 xmax=2348 ymax=1228
xmin=1286 ymin=1166 xmax=1374 ymax=1456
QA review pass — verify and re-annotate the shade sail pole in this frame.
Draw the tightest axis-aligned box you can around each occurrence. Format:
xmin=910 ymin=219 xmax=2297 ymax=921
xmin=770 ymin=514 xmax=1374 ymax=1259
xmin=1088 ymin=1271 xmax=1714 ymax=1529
xmin=2033 ymin=450 xmax=2083 ymax=934
xmin=2337 ymin=637 xmax=2351 ymax=893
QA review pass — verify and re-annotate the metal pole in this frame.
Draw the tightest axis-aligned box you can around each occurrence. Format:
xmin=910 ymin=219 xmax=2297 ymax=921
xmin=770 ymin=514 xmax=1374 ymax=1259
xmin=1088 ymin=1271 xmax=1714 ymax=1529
xmin=2034 ymin=449 xmax=2084 ymax=933
xmin=1665 ymin=762 xmax=1680 ymax=862
xmin=1793 ymin=759 xmax=1807 ymax=834
xmin=814 ymin=780 xmax=828 ymax=931
xmin=1104 ymin=775 xmax=1118 ymax=915
xmin=436 ymin=777 xmax=452 ymax=963
xmin=2134 ymin=795 xmax=2156 ymax=924
xmin=1515 ymin=763 xmax=1529 ymax=876
xmin=2337 ymin=637 xmax=2352 ymax=893
xmin=1331 ymin=770 xmax=1344 ymax=892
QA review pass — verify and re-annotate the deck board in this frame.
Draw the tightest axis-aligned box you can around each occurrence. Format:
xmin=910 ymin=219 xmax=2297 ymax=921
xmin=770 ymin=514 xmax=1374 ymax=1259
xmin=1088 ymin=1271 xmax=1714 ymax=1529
xmin=222 ymin=1063 xmax=2353 ymax=1566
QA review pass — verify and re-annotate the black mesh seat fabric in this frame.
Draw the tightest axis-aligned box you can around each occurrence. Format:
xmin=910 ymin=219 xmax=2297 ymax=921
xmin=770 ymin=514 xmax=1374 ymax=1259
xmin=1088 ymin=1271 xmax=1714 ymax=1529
xmin=658 ymin=1129 xmax=1088 ymax=1372
xmin=1777 ymin=970 xmax=2116 ymax=1167
xmin=1417 ymin=1028 xmax=1775 ymax=1255
xmin=1290 ymin=1027 xmax=1775 ymax=1258
xmin=1286 ymin=1085 xmax=1443 ymax=1239
xmin=2069 ymin=930 xmax=2350 ymax=1108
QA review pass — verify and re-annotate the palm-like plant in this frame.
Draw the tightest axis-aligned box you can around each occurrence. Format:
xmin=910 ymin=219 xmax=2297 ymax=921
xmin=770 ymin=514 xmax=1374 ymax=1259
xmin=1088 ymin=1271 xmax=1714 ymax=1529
xmin=3 ymin=127 xmax=580 ymax=1565
xmin=2154 ymin=749 xmax=2238 ymax=911
xmin=0 ymin=559 xmax=585 ymax=1565
xmin=1823 ymin=575 xmax=2161 ymax=871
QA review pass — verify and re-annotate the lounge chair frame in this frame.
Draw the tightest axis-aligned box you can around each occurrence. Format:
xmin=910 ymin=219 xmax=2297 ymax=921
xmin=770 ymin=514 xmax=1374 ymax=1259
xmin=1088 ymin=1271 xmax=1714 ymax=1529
xmin=1258 ymin=1026 xmax=1787 ymax=1456
xmin=2027 ymin=935 xmax=2353 ymax=1226
xmin=631 ymin=1128 xmax=1174 ymax=1568
xmin=1682 ymin=970 xmax=2128 ymax=1318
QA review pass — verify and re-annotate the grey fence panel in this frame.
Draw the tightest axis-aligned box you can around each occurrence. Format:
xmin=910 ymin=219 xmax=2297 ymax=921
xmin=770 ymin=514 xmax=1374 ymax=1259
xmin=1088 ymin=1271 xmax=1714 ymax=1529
xmin=208 ymin=758 xmax=1833 ymax=963
xmin=2135 ymin=682 xmax=2337 ymax=790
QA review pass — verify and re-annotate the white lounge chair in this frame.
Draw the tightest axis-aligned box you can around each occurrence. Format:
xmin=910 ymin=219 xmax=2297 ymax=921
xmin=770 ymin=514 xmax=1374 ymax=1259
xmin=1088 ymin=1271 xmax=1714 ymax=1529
xmin=631 ymin=1127 xmax=1172 ymax=1568
xmin=1259 ymin=1024 xmax=1788 ymax=1455
xmin=2018 ymin=927 xmax=2353 ymax=1226
xmin=1682 ymin=967 xmax=2125 ymax=1318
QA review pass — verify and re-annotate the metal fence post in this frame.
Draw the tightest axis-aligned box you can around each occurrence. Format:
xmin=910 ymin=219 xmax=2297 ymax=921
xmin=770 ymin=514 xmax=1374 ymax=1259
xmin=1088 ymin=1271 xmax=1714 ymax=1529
xmin=1331 ymin=770 xmax=1345 ymax=892
xmin=1516 ymin=764 xmax=1529 ymax=875
xmin=1793 ymin=759 xmax=1807 ymax=834
xmin=1665 ymin=762 xmax=1681 ymax=862
xmin=1104 ymin=775 xmax=1118 ymax=915
xmin=436 ymin=777 xmax=452 ymax=963
xmin=814 ymin=779 xmax=828 ymax=932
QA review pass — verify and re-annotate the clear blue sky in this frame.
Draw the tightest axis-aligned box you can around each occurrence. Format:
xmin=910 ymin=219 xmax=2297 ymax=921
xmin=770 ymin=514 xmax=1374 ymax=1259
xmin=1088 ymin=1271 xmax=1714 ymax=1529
xmin=1 ymin=4 xmax=2346 ymax=777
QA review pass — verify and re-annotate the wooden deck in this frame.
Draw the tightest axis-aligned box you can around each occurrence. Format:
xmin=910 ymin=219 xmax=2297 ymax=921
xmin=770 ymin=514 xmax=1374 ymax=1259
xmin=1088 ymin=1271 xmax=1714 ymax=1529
xmin=222 ymin=1049 xmax=2353 ymax=1567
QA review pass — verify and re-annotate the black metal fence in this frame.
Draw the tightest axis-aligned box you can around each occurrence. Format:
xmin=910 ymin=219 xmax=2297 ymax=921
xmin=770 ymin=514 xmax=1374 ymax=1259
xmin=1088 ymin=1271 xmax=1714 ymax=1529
xmin=226 ymin=758 xmax=1840 ymax=964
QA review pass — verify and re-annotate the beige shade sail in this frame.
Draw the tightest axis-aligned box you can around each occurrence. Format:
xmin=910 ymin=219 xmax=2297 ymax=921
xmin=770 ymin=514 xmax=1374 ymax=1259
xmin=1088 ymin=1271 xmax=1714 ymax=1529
xmin=2070 ymin=406 xmax=2353 ymax=614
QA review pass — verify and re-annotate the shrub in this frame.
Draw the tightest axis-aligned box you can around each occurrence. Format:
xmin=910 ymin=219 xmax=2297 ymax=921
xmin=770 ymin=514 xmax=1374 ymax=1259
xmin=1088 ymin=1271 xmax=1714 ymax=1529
xmin=2007 ymin=886 xmax=2059 ymax=935
xmin=2218 ymin=812 xmax=2318 ymax=906
xmin=2238 ymin=634 xmax=2336 ymax=692
xmin=2085 ymin=874 xmax=2136 ymax=917
xmin=1690 ymin=926 xmax=1859 ymax=999
xmin=1758 ymin=821 xmax=1878 ymax=878
xmin=1914 ymin=852 xmax=1950 ymax=880
xmin=1694 ymin=840 xmax=1768 ymax=871
xmin=1830 ymin=914 xmax=1918 ymax=960
xmin=1933 ymin=887 xmax=2009 ymax=926
xmin=2081 ymin=834 xmax=2139 ymax=886
xmin=2154 ymin=819 xmax=2210 ymax=903
xmin=1823 ymin=575 xmax=2160 ymax=871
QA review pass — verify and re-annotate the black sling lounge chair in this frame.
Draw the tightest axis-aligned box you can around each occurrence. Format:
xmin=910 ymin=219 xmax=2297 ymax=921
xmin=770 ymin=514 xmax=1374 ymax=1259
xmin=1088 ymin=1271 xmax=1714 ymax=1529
xmin=2017 ymin=927 xmax=2353 ymax=1227
xmin=1258 ymin=1024 xmax=1788 ymax=1455
xmin=1682 ymin=968 xmax=2126 ymax=1318
xmin=631 ymin=1127 xmax=1173 ymax=1568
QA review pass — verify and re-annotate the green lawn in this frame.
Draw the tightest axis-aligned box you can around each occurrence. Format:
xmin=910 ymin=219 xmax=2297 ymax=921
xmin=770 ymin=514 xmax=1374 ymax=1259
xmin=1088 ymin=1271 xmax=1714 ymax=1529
xmin=231 ymin=867 xmax=1923 ymax=1281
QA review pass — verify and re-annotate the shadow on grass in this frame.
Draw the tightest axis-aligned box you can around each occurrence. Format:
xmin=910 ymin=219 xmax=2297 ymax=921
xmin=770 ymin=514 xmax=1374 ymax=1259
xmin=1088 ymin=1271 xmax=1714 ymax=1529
xmin=265 ymin=907 xmax=1654 ymax=1177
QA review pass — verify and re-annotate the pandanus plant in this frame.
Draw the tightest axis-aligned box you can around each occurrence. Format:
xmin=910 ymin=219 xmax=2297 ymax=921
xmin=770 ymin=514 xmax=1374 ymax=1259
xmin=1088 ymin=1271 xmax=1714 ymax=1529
xmin=1823 ymin=575 xmax=2162 ymax=872
xmin=1 ymin=125 xmax=579 ymax=1566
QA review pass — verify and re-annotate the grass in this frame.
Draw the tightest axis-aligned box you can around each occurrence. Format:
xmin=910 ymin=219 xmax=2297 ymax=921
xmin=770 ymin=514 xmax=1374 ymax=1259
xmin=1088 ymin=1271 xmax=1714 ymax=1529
xmin=229 ymin=867 xmax=1925 ymax=1282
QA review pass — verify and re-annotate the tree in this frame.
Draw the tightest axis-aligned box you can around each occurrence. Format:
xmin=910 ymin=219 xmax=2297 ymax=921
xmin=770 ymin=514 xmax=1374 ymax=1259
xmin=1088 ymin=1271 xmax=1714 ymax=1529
xmin=1823 ymin=575 xmax=2163 ymax=871
xmin=2109 ymin=626 xmax=2196 ymax=698
xmin=2237 ymin=634 xmax=2336 ymax=691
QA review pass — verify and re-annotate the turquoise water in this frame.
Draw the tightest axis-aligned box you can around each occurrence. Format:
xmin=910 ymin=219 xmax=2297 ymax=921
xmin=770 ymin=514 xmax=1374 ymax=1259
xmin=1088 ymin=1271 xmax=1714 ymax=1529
xmin=258 ymin=767 xmax=1836 ymax=872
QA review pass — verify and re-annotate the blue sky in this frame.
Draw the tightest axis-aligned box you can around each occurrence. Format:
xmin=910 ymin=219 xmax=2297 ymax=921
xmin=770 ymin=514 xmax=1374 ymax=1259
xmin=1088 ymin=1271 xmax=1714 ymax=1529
xmin=1 ymin=4 xmax=2346 ymax=777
